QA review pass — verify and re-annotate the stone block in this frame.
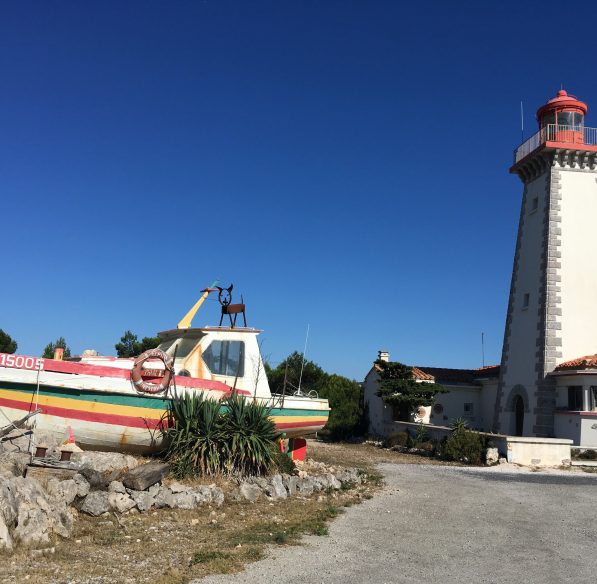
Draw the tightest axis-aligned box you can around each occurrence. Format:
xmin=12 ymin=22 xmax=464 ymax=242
xmin=122 ymin=462 xmax=170 ymax=492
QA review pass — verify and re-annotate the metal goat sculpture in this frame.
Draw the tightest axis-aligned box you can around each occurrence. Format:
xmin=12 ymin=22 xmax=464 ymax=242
xmin=217 ymin=284 xmax=247 ymax=328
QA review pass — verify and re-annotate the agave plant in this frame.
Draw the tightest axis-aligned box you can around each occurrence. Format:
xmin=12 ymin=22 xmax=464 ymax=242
xmin=221 ymin=392 xmax=282 ymax=476
xmin=163 ymin=392 xmax=226 ymax=478
xmin=163 ymin=391 xmax=282 ymax=478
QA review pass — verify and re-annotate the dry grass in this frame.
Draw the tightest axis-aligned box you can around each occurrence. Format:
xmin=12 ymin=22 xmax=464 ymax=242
xmin=308 ymin=440 xmax=461 ymax=469
xmin=0 ymin=442 xmax=386 ymax=584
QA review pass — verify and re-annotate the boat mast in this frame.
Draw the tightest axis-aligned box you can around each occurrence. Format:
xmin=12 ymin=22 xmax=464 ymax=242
xmin=296 ymin=324 xmax=310 ymax=396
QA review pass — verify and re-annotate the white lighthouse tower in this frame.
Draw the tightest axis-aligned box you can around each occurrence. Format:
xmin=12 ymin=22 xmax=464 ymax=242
xmin=494 ymin=89 xmax=597 ymax=437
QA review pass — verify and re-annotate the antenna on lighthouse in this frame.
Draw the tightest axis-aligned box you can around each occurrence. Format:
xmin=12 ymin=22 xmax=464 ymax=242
xmin=481 ymin=332 xmax=485 ymax=368
xmin=520 ymin=101 xmax=524 ymax=143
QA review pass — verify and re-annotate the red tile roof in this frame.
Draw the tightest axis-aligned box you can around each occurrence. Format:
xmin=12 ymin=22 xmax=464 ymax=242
xmin=415 ymin=367 xmax=477 ymax=384
xmin=474 ymin=365 xmax=501 ymax=377
xmin=555 ymin=354 xmax=597 ymax=371
xmin=412 ymin=367 xmax=435 ymax=381
xmin=371 ymin=363 xmax=500 ymax=383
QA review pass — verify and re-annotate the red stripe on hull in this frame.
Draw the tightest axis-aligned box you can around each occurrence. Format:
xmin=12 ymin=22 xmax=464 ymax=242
xmin=0 ymin=396 xmax=324 ymax=434
xmin=43 ymin=359 xmax=248 ymax=394
xmin=276 ymin=420 xmax=327 ymax=429
xmin=0 ymin=396 xmax=161 ymax=429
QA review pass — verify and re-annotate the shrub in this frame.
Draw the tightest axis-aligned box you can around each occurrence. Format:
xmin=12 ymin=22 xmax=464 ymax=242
xmin=163 ymin=392 xmax=224 ymax=478
xmin=415 ymin=422 xmax=430 ymax=444
xmin=441 ymin=419 xmax=486 ymax=465
xmin=272 ymin=449 xmax=298 ymax=475
xmin=386 ymin=431 xmax=409 ymax=448
xmin=163 ymin=392 xmax=282 ymax=478
xmin=577 ymin=449 xmax=597 ymax=460
xmin=223 ymin=393 xmax=282 ymax=476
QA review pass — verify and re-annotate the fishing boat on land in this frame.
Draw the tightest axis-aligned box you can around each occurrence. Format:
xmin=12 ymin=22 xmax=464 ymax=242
xmin=0 ymin=284 xmax=330 ymax=453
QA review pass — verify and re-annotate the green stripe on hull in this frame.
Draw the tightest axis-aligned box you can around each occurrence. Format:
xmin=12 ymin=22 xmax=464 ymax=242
xmin=0 ymin=382 xmax=327 ymax=418
xmin=0 ymin=381 xmax=168 ymax=409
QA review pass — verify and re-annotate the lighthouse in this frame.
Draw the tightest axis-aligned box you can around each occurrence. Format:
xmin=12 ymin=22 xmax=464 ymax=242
xmin=493 ymin=89 xmax=597 ymax=438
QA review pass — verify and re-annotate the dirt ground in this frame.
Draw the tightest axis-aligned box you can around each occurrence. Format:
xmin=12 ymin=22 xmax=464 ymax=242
xmin=196 ymin=463 xmax=597 ymax=584
xmin=0 ymin=440 xmax=421 ymax=584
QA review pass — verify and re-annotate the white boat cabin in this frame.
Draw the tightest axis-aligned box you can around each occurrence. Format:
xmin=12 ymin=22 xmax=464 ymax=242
xmin=157 ymin=326 xmax=271 ymax=398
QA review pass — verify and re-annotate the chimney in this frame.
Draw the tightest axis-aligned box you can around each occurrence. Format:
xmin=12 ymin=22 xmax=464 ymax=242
xmin=378 ymin=350 xmax=389 ymax=363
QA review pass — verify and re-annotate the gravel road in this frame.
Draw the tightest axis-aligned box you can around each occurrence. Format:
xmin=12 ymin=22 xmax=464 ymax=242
xmin=195 ymin=464 xmax=597 ymax=584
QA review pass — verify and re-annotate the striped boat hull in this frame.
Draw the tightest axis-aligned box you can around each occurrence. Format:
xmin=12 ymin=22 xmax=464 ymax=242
xmin=0 ymin=380 xmax=329 ymax=453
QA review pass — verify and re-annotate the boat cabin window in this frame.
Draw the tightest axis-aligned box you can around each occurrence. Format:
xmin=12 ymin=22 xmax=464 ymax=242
xmin=159 ymin=338 xmax=201 ymax=359
xmin=203 ymin=341 xmax=245 ymax=377
xmin=174 ymin=338 xmax=200 ymax=359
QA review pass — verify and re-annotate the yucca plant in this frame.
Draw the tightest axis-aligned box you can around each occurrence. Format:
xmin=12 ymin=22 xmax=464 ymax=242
xmin=162 ymin=391 xmax=282 ymax=478
xmin=221 ymin=393 xmax=282 ymax=476
xmin=163 ymin=392 xmax=226 ymax=478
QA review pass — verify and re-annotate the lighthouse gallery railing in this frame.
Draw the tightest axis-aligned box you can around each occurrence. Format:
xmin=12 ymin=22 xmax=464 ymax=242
xmin=514 ymin=124 xmax=597 ymax=163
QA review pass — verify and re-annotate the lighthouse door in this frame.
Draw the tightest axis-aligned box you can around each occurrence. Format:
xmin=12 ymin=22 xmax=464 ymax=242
xmin=514 ymin=396 xmax=524 ymax=436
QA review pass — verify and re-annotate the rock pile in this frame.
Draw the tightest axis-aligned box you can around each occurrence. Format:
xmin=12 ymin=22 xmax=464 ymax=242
xmin=0 ymin=474 xmax=76 ymax=549
xmin=0 ymin=450 xmax=364 ymax=551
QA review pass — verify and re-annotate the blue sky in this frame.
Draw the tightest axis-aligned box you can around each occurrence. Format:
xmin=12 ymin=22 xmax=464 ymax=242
xmin=2 ymin=1 xmax=597 ymax=380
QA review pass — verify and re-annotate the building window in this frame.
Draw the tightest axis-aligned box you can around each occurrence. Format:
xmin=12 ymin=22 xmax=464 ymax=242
xmin=433 ymin=403 xmax=444 ymax=415
xmin=203 ymin=341 xmax=245 ymax=377
xmin=391 ymin=404 xmax=401 ymax=421
xmin=567 ymin=386 xmax=583 ymax=411
xmin=522 ymin=293 xmax=530 ymax=310
xmin=464 ymin=403 xmax=474 ymax=416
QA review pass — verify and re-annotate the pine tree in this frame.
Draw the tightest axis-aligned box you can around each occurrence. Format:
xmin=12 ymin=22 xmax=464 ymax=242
xmin=42 ymin=337 xmax=71 ymax=359
xmin=0 ymin=329 xmax=17 ymax=354
xmin=375 ymin=359 xmax=445 ymax=418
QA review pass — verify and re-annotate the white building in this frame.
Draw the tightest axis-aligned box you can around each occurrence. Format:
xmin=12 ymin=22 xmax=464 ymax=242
xmin=363 ymin=350 xmax=499 ymax=439
xmin=365 ymin=89 xmax=597 ymax=448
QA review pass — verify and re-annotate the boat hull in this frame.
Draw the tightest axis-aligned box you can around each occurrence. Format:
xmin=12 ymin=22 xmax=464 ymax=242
xmin=0 ymin=376 xmax=329 ymax=454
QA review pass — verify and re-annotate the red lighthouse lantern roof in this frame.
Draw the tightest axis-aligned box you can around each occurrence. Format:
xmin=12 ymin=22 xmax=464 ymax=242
xmin=536 ymin=89 xmax=587 ymax=121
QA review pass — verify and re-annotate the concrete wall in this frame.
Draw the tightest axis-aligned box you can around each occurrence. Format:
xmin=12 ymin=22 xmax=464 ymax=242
xmin=496 ymin=170 xmax=552 ymax=437
xmin=479 ymin=379 xmax=498 ymax=432
xmin=392 ymin=421 xmax=572 ymax=467
xmin=554 ymin=413 xmax=597 ymax=447
xmin=558 ymin=168 xmax=597 ymax=363
xmin=506 ymin=436 xmax=572 ymax=467
xmin=501 ymin=173 xmax=548 ymax=392
xmin=363 ymin=368 xmax=390 ymax=438
xmin=552 ymin=374 xmax=597 ymax=446
xmin=428 ymin=385 xmax=482 ymax=428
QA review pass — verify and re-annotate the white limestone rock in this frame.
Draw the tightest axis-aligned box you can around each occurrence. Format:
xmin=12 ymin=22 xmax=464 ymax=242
xmin=485 ymin=448 xmax=499 ymax=466
xmin=72 ymin=474 xmax=91 ymax=498
xmin=129 ymin=490 xmax=155 ymax=512
xmin=239 ymin=483 xmax=262 ymax=503
xmin=108 ymin=492 xmax=136 ymax=514
xmin=108 ymin=481 xmax=127 ymax=494
xmin=266 ymin=475 xmax=287 ymax=500
xmin=80 ymin=491 xmax=110 ymax=517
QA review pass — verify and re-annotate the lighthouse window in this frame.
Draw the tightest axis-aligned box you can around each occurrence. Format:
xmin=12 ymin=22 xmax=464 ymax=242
xmin=557 ymin=111 xmax=574 ymax=127
xmin=522 ymin=293 xmax=530 ymax=310
xmin=203 ymin=340 xmax=245 ymax=377
xmin=531 ymin=197 xmax=539 ymax=213
xmin=556 ymin=112 xmax=583 ymax=130
xmin=543 ymin=113 xmax=555 ymax=127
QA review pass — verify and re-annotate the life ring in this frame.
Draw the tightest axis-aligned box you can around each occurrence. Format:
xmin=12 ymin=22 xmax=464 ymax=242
xmin=131 ymin=349 xmax=174 ymax=394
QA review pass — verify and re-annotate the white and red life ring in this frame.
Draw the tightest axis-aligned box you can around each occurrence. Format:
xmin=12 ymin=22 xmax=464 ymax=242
xmin=130 ymin=349 xmax=174 ymax=394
